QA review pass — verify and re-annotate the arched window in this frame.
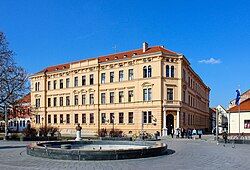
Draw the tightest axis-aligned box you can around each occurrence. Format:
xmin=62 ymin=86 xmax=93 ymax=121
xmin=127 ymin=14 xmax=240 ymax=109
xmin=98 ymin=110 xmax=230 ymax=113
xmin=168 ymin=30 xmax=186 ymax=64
xmin=143 ymin=66 xmax=147 ymax=78
xmin=38 ymin=82 xmax=40 ymax=91
xmin=166 ymin=65 xmax=170 ymax=77
xmin=23 ymin=120 xmax=25 ymax=127
xmin=171 ymin=66 xmax=174 ymax=78
xmin=148 ymin=65 xmax=152 ymax=77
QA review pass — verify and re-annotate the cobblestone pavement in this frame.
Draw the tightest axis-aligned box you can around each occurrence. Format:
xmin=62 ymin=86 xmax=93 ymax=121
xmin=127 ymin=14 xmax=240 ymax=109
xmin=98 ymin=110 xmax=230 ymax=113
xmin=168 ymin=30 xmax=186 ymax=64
xmin=0 ymin=137 xmax=250 ymax=170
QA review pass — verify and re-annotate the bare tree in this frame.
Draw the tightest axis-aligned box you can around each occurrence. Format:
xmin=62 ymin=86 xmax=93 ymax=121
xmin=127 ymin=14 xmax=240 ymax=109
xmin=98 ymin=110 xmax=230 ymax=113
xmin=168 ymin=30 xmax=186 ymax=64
xmin=0 ymin=32 xmax=29 ymax=108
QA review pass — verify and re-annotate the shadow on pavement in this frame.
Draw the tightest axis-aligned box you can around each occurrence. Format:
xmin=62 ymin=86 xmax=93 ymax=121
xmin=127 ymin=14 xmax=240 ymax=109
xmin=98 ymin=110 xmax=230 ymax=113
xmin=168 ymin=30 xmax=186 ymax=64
xmin=0 ymin=146 xmax=26 ymax=150
xmin=166 ymin=149 xmax=175 ymax=155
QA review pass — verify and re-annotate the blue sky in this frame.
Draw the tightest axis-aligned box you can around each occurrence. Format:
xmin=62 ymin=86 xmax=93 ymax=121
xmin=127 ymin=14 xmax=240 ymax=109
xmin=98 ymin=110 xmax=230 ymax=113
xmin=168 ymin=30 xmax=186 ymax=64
xmin=1 ymin=0 xmax=250 ymax=108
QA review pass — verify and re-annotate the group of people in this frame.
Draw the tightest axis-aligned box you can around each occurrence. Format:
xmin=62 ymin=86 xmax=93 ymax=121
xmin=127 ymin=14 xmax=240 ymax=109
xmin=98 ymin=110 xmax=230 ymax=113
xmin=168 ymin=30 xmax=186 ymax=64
xmin=168 ymin=128 xmax=203 ymax=139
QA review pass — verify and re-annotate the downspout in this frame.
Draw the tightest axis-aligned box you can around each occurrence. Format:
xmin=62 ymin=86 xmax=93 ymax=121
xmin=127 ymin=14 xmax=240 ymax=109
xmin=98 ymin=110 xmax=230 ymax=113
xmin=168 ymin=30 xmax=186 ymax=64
xmin=44 ymin=70 xmax=48 ymax=133
xmin=97 ymin=64 xmax=100 ymax=136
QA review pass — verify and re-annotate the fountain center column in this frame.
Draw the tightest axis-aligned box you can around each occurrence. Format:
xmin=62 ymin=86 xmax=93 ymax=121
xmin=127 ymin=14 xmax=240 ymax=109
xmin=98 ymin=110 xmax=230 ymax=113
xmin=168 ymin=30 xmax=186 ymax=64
xmin=75 ymin=123 xmax=82 ymax=141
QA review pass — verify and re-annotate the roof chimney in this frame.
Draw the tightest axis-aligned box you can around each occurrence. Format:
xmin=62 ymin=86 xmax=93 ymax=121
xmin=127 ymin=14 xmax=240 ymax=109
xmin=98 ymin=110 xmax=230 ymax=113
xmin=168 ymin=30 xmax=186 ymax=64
xmin=143 ymin=42 xmax=148 ymax=52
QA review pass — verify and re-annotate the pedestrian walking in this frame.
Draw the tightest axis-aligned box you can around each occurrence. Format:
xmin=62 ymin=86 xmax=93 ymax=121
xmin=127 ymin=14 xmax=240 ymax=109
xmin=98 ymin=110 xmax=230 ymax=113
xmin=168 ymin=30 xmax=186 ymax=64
xmin=192 ymin=128 xmax=197 ymax=139
xmin=222 ymin=131 xmax=228 ymax=144
xmin=171 ymin=127 xmax=174 ymax=138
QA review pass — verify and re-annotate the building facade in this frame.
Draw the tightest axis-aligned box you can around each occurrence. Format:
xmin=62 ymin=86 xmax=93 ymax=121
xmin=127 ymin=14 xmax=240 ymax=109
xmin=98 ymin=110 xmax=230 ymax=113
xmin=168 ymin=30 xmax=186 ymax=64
xmin=210 ymin=105 xmax=228 ymax=134
xmin=228 ymin=98 xmax=250 ymax=135
xmin=8 ymin=93 xmax=31 ymax=132
xmin=30 ymin=43 xmax=210 ymax=136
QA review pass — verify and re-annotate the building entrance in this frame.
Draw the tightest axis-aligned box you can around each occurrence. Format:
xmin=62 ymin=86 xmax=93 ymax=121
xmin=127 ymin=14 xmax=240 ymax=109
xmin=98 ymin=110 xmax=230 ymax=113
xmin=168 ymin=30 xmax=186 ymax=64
xmin=166 ymin=114 xmax=174 ymax=135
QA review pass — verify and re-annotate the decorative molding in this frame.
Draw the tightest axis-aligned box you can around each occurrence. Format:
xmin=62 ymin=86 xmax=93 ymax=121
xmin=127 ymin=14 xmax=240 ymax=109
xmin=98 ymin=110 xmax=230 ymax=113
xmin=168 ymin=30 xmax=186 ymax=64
xmin=88 ymin=88 xmax=95 ymax=92
xmin=141 ymin=82 xmax=154 ymax=87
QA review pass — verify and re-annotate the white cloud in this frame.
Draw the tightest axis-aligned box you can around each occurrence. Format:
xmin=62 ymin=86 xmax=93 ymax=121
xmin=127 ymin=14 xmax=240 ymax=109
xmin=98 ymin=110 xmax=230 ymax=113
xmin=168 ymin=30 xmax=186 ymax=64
xmin=198 ymin=58 xmax=221 ymax=64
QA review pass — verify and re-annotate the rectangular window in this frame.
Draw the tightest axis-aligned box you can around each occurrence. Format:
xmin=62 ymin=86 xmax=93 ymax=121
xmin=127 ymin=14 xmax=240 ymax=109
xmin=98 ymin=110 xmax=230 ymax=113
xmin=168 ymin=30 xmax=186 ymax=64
xmin=90 ymin=74 xmax=94 ymax=85
xmin=66 ymin=78 xmax=70 ymax=88
xmin=89 ymin=94 xmax=94 ymax=105
xmin=54 ymin=115 xmax=57 ymax=124
xmin=48 ymin=81 xmax=51 ymax=90
xmin=48 ymin=98 xmax=51 ymax=107
xmin=35 ymin=98 xmax=40 ymax=108
xmin=75 ymin=114 xmax=78 ymax=124
xmin=101 ymin=93 xmax=106 ymax=104
xmin=66 ymin=114 xmax=70 ymax=124
xmin=148 ymin=111 xmax=152 ymax=123
xmin=167 ymin=88 xmax=173 ymax=101
xmin=48 ymin=115 xmax=51 ymax=124
xmin=101 ymin=113 xmax=106 ymax=124
xmin=53 ymin=80 xmax=57 ymax=89
xmin=128 ymin=90 xmax=133 ymax=102
xmin=110 ymin=92 xmax=114 ymax=103
xmin=143 ymin=89 xmax=147 ymax=101
xmin=244 ymin=120 xmax=250 ymax=129
xmin=128 ymin=112 xmax=133 ymax=124
xmin=119 ymin=91 xmax=124 ymax=103
xmin=119 ymin=70 xmax=124 ymax=82
xmin=82 ymin=94 xmax=86 ymax=105
xmin=90 ymin=113 xmax=94 ymax=124
xmin=59 ymin=97 xmax=63 ymax=106
xmin=35 ymin=115 xmax=40 ymax=124
xmin=101 ymin=73 xmax=105 ymax=84
xmin=143 ymin=111 xmax=152 ymax=124
xmin=110 ymin=113 xmax=114 ymax=124
xmin=66 ymin=96 xmax=70 ymax=106
xmin=74 ymin=77 xmax=78 ymax=87
xmin=143 ymin=111 xmax=147 ymax=123
xmin=74 ymin=95 xmax=78 ymax=105
xmin=82 ymin=113 xmax=86 ymax=124
xmin=82 ymin=75 xmax=86 ymax=86
xmin=60 ymin=114 xmax=63 ymax=124
xmin=60 ymin=79 xmax=63 ymax=89
xmin=119 ymin=112 xmax=124 ymax=124
xmin=53 ymin=97 xmax=57 ymax=106
xmin=110 ymin=72 xmax=114 ymax=83
xmin=143 ymin=88 xmax=152 ymax=101
xmin=128 ymin=69 xmax=134 ymax=80
xmin=148 ymin=88 xmax=152 ymax=101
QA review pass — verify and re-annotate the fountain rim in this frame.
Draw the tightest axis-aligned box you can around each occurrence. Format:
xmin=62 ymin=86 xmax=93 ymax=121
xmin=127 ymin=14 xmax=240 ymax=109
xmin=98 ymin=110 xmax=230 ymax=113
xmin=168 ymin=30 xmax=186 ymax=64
xmin=27 ymin=140 xmax=168 ymax=160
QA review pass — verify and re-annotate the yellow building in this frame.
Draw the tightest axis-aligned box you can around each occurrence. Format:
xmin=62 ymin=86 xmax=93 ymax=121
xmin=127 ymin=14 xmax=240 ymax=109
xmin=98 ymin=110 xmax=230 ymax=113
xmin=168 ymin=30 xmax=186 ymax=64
xmin=30 ymin=42 xmax=210 ymax=136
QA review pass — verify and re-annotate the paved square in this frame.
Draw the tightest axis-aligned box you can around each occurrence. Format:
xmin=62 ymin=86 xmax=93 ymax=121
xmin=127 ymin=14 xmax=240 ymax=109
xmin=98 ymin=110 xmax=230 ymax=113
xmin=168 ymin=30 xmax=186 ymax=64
xmin=0 ymin=138 xmax=249 ymax=170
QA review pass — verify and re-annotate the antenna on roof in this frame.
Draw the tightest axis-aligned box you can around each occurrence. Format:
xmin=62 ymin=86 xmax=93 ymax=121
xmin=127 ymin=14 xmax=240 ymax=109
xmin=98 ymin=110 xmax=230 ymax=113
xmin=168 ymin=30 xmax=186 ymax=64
xmin=112 ymin=45 xmax=117 ymax=53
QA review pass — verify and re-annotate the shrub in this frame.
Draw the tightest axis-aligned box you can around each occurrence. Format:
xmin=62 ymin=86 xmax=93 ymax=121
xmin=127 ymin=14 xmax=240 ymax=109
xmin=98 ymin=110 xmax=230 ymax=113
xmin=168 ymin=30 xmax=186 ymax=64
xmin=109 ymin=129 xmax=123 ymax=137
xmin=23 ymin=127 xmax=37 ymax=138
xmin=99 ymin=128 xmax=107 ymax=137
xmin=10 ymin=133 xmax=19 ymax=140
xmin=47 ymin=126 xmax=59 ymax=137
xmin=38 ymin=126 xmax=48 ymax=137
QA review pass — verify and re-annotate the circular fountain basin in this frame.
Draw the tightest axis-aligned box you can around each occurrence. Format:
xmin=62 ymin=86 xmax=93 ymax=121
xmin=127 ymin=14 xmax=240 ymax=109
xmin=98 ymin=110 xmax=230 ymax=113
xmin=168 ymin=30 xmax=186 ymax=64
xmin=27 ymin=140 xmax=168 ymax=160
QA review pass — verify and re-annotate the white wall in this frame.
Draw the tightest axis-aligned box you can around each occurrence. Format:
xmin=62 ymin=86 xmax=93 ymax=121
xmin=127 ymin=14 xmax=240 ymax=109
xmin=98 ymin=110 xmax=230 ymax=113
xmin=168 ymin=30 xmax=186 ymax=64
xmin=229 ymin=111 xmax=250 ymax=134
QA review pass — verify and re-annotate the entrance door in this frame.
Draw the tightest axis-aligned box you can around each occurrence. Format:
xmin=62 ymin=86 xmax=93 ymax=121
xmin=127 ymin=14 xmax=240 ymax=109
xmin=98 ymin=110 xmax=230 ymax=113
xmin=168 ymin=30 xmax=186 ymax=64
xmin=166 ymin=114 xmax=174 ymax=134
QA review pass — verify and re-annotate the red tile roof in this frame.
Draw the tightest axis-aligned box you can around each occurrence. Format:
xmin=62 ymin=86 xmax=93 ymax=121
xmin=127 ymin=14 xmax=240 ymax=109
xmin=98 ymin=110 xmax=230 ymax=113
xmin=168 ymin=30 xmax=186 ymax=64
xmin=17 ymin=93 xmax=31 ymax=104
xmin=229 ymin=98 xmax=250 ymax=112
xmin=37 ymin=63 xmax=70 ymax=74
xmin=98 ymin=46 xmax=177 ymax=63
xmin=35 ymin=45 xmax=177 ymax=74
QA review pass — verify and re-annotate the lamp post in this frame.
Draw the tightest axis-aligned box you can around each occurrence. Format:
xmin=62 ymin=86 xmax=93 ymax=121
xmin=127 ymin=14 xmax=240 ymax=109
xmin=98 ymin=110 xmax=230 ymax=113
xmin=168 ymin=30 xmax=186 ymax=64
xmin=216 ymin=108 xmax=219 ymax=143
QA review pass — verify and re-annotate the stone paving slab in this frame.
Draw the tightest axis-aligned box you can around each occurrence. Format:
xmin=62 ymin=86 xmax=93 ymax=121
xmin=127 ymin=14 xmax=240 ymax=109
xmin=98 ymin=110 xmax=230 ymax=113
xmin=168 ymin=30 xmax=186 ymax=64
xmin=0 ymin=138 xmax=249 ymax=170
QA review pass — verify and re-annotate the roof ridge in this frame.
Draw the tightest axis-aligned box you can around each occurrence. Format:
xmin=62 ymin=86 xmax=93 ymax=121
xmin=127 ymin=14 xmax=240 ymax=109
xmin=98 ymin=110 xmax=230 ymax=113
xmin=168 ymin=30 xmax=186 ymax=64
xmin=33 ymin=45 xmax=178 ymax=75
xmin=99 ymin=45 xmax=162 ymax=57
